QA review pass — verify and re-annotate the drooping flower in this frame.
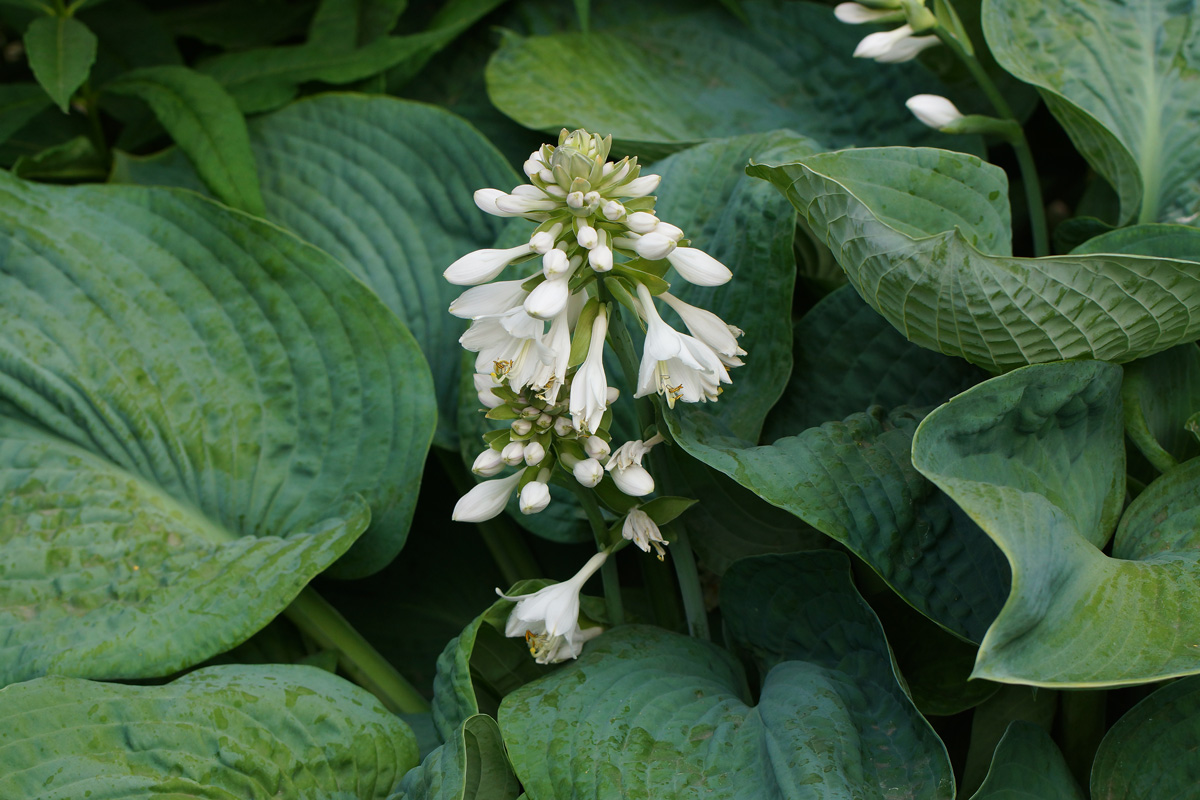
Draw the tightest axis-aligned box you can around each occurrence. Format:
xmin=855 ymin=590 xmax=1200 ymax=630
xmin=660 ymin=292 xmax=746 ymax=367
xmin=497 ymin=551 xmax=608 ymax=664
xmin=633 ymin=284 xmax=730 ymax=407
xmin=623 ymin=508 xmax=668 ymax=560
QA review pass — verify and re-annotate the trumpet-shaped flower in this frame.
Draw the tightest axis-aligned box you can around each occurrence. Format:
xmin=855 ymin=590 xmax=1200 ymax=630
xmin=570 ymin=308 xmax=610 ymax=434
xmin=633 ymin=284 xmax=730 ymax=407
xmin=453 ymin=470 xmax=524 ymax=522
xmin=497 ymin=551 xmax=608 ymax=663
xmin=444 ymin=243 xmax=533 ymax=286
xmin=660 ymin=292 xmax=746 ymax=367
xmin=531 ymin=310 xmax=572 ymax=405
xmin=623 ymin=508 xmax=668 ymax=559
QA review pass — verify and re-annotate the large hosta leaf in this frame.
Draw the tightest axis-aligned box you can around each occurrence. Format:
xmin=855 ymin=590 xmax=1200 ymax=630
xmin=114 ymin=94 xmax=518 ymax=455
xmin=0 ymin=173 xmax=434 ymax=685
xmin=1091 ymin=675 xmax=1200 ymax=797
xmin=0 ymin=664 xmax=417 ymax=798
xmin=750 ymin=147 xmax=1200 ymax=372
xmin=391 ymin=715 xmax=520 ymax=800
xmin=499 ymin=552 xmax=953 ymax=799
xmin=983 ymin=0 xmax=1200 ymax=224
xmin=486 ymin=1 xmax=967 ymax=156
xmin=914 ymin=360 xmax=1200 ymax=685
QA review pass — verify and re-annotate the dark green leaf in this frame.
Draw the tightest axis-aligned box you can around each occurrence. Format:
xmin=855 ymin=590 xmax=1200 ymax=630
xmin=391 ymin=715 xmax=521 ymax=800
xmin=1122 ymin=344 xmax=1200 ymax=473
xmin=24 ymin=15 xmax=98 ymax=112
xmin=970 ymin=721 xmax=1084 ymax=799
xmin=11 ymin=134 xmax=105 ymax=181
xmin=0 ymin=83 xmax=53 ymax=145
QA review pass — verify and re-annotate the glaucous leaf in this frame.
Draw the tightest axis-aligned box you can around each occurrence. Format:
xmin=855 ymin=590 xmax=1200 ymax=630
xmin=0 ymin=664 xmax=418 ymax=798
xmin=1091 ymin=674 xmax=1200 ymax=798
xmin=115 ymin=94 xmax=516 ymax=454
xmin=751 ymin=147 xmax=1200 ymax=371
xmin=500 ymin=552 xmax=954 ymax=799
xmin=915 ymin=360 xmax=1200 ymax=685
xmin=984 ymin=0 xmax=1200 ymax=224
xmin=0 ymin=173 xmax=435 ymax=685
xmin=391 ymin=715 xmax=521 ymax=800
xmin=486 ymin=1 xmax=969 ymax=157
xmin=970 ymin=721 xmax=1084 ymax=799
xmin=24 ymin=16 xmax=98 ymax=112
xmin=105 ymin=65 xmax=265 ymax=215
xmin=1071 ymin=222 xmax=1200 ymax=261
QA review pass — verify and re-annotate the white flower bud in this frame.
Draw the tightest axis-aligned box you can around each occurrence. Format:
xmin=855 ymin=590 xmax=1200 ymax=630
xmin=452 ymin=471 xmax=522 ymax=522
xmin=625 ymin=211 xmax=659 ymax=234
xmin=835 ymin=2 xmax=898 ymax=23
xmin=523 ymin=159 xmax=541 ymax=177
xmin=566 ymin=191 xmax=585 ymax=208
xmin=905 ymin=94 xmax=965 ymax=130
xmin=519 ymin=480 xmax=552 ymax=514
xmin=511 ymin=418 xmax=533 ymax=436
xmin=611 ymin=463 xmax=655 ymax=497
xmin=634 ymin=232 xmax=676 ymax=261
xmin=474 ymin=188 xmax=524 ymax=218
xmin=602 ymin=200 xmax=626 ymax=221
xmin=666 ymin=247 xmax=733 ymax=286
xmin=589 ymin=244 xmax=613 ymax=272
xmin=554 ymin=416 xmax=575 ymax=437
xmin=524 ymin=441 xmax=547 ymax=466
xmin=537 ymin=412 xmax=554 ymax=429
xmin=531 ymin=231 xmax=555 ymax=254
xmin=621 ymin=174 xmax=660 ymax=198
xmin=606 ymin=386 xmax=620 ymax=405
xmin=524 ymin=276 xmax=572 ymax=320
xmin=496 ymin=193 xmax=559 ymax=214
xmin=539 ymin=168 xmax=555 ymax=184
xmin=444 ymin=243 xmax=534 ymax=285
xmin=474 ymin=372 xmax=504 ymax=408
xmin=472 ymin=448 xmax=506 ymax=476
xmin=583 ymin=436 xmax=610 ymax=459
xmin=577 ymin=224 xmax=599 ymax=249
xmin=543 ymin=247 xmax=570 ymax=278
xmin=654 ymin=221 xmax=685 ymax=242
xmin=501 ymin=441 xmax=526 ymax=465
xmin=572 ymin=458 xmax=604 ymax=487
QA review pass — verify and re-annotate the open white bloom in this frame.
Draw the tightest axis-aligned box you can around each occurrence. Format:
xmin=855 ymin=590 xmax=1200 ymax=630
xmin=531 ymin=310 xmax=572 ymax=405
xmin=633 ymin=284 xmax=730 ymax=407
xmin=570 ymin=308 xmax=610 ymax=434
xmin=660 ymin=292 xmax=746 ymax=367
xmin=666 ymin=247 xmax=732 ymax=286
xmin=623 ymin=508 xmax=668 ymax=560
xmin=444 ymin=243 xmax=533 ymax=285
xmin=460 ymin=306 xmax=551 ymax=392
xmin=906 ymin=94 xmax=965 ymax=129
xmin=607 ymin=434 xmax=663 ymax=471
xmin=498 ymin=551 xmax=608 ymax=664
xmin=453 ymin=470 xmax=524 ymax=522
xmin=853 ymin=24 xmax=939 ymax=62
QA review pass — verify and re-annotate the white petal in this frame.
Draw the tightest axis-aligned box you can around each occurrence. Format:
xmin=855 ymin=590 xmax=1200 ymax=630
xmin=449 ymin=280 xmax=529 ymax=319
xmin=444 ymin=244 xmax=533 ymax=286
xmin=660 ymin=292 xmax=746 ymax=358
xmin=877 ymin=33 xmax=939 ymax=62
xmin=665 ymin=247 xmax=732 ymax=286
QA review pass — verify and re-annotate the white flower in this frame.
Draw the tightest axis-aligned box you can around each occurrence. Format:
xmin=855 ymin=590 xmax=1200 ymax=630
xmin=570 ymin=307 xmax=610 ymax=434
xmin=444 ymin=243 xmax=534 ymax=286
xmin=583 ymin=435 xmax=610 ymax=459
xmin=519 ymin=480 xmax=551 ymax=514
xmin=453 ymin=470 xmax=524 ymax=522
xmin=496 ymin=192 xmax=559 ymax=215
xmin=610 ymin=462 xmax=654 ymax=496
xmin=531 ymin=310 xmax=572 ymax=405
xmin=625 ymin=211 xmax=659 ymax=234
xmin=542 ymin=248 xmax=570 ymax=278
xmin=530 ymin=223 xmax=563 ymax=254
xmin=474 ymin=372 xmax=504 ymax=409
xmin=474 ymin=188 xmax=526 ymax=218
xmin=633 ymin=284 xmax=730 ymax=407
xmin=660 ymin=292 xmax=746 ymax=367
xmin=623 ymin=508 xmax=668 ymax=559
xmin=472 ymin=448 xmax=505 ymax=477
xmin=853 ymin=25 xmax=938 ymax=62
xmin=621 ymin=174 xmax=661 ymax=198
xmin=497 ymin=551 xmax=608 ymax=663
xmin=501 ymin=441 xmax=526 ymax=466
xmin=524 ymin=275 xmax=572 ymax=320
xmin=460 ymin=309 xmax=551 ymax=392
xmin=572 ymin=457 xmax=604 ymax=487
xmin=524 ymin=441 xmax=546 ymax=466
xmin=576 ymin=224 xmax=599 ymax=249
xmin=633 ymin=232 xmax=676 ymax=260
xmin=834 ymin=2 xmax=898 ymax=23
xmin=449 ymin=279 xmax=529 ymax=319
xmin=606 ymin=434 xmax=663 ymax=471
xmin=906 ymin=94 xmax=964 ymax=129
xmin=602 ymin=200 xmax=625 ymax=221
xmin=665 ymin=247 xmax=732 ymax=286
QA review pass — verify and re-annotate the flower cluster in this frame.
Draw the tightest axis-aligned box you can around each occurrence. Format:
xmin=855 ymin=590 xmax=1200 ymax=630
xmin=446 ymin=129 xmax=746 ymax=663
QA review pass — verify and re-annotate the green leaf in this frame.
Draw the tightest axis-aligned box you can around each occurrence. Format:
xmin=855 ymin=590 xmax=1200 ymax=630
xmin=0 ymin=83 xmax=53 ymax=145
xmin=1122 ymin=344 xmax=1200 ymax=473
xmin=115 ymin=94 xmax=516 ymax=454
xmin=750 ymin=147 xmax=1200 ymax=371
xmin=0 ymin=173 xmax=435 ymax=685
xmin=970 ymin=721 xmax=1084 ymax=799
xmin=11 ymin=134 xmax=106 ymax=181
xmin=310 ymin=0 xmax=408 ymax=50
xmin=486 ymin=1 xmax=973 ymax=157
xmin=24 ymin=15 xmax=97 ymax=113
xmin=1091 ymin=675 xmax=1200 ymax=798
xmin=961 ymin=685 xmax=1059 ymax=796
xmin=763 ymin=283 xmax=985 ymax=440
xmin=104 ymin=65 xmax=264 ymax=215
xmin=915 ymin=360 xmax=1200 ymax=685
xmin=1071 ymin=222 xmax=1200 ymax=261
xmin=0 ymin=665 xmax=417 ymax=798
xmin=983 ymin=0 xmax=1200 ymax=224
xmin=500 ymin=552 xmax=954 ymax=799
xmin=391 ymin=715 xmax=521 ymax=800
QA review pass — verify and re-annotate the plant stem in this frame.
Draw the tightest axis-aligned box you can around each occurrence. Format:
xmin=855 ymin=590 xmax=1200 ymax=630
xmin=284 ymin=587 xmax=430 ymax=714
xmin=571 ymin=483 xmax=625 ymax=626
xmin=641 ymin=551 xmax=684 ymax=630
xmin=1058 ymin=689 xmax=1106 ymax=789
xmin=436 ymin=449 xmax=541 ymax=587
xmin=935 ymin=27 xmax=1049 ymax=258
xmin=665 ymin=519 xmax=710 ymax=640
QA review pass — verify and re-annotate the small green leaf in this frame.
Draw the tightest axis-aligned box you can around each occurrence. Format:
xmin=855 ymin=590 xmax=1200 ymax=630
xmin=0 ymin=665 xmax=417 ymax=798
xmin=638 ymin=495 xmax=695 ymax=526
xmin=24 ymin=16 xmax=98 ymax=113
xmin=1091 ymin=675 xmax=1200 ymax=798
xmin=391 ymin=715 xmax=521 ymax=800
xmin=105 ymin=65 xmax=264 ymax=215
xmin=751 ymin=148 xmax=1200 ymax=371
xmin=970 ymin=721 xmax=1084 ymax=799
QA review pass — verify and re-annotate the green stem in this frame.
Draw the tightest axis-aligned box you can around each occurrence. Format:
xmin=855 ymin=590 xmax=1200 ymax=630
xmin=936 ymin=26 xmax=1049 ymax=258
xmin=571 ymin=484 xmax=625 ymax=626
xmin=1058 ymin=689 xmax=1106 ymax=790
xmin=284 ymin=587 xmax=430 ymax=714
xmin=664 ymin=519 xmax=710 ymax=640
xmin=437 ymin=449 xmax=541 ymax=586
xmin=642 ymin=551 xmax=684 ymax=630
xmin=82 ymin=84 xmax=111 ymax=168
